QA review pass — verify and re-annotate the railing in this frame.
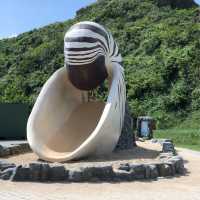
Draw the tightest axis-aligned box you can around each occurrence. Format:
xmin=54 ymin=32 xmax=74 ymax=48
xmin=0 ymin=103 xmax=29 ymax=139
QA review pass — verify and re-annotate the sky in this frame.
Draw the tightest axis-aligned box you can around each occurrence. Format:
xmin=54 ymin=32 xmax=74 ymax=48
xmin=194 ymin=0 xmax=200 ymax=5
xmin=0 ymin=0 xmax=96 ymax=39
xmin=0 ymin=0 xmax=200 ymax=39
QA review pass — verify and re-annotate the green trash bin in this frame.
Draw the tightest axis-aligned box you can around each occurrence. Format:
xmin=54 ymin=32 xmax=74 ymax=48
xmin=0 ymin=103 xmax=30 ymax=140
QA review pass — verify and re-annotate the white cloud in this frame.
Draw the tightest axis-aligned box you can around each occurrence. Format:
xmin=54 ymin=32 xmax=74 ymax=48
xmin=0 ymin=34 xmax=18 ymax=40
xmin=194 ymin=0 xmax=200 ymax=5
xmin=7 ymin=34 xmax=18 ymax=38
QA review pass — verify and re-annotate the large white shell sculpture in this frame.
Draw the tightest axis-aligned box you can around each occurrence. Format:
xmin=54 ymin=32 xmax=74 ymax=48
xmin=27 ymin=21 xmax=126 ymax=162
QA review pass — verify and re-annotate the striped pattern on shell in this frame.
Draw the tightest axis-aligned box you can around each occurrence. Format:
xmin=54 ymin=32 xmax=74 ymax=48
xmin=64 ymin=21 xmax=122 ymax=66
xmin=64 ymin=21 xmax=123 ymax=90
xmin=64 ymin=21 xmax=126 ymax=131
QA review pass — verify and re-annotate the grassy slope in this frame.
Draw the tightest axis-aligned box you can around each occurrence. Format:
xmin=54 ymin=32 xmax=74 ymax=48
xmin=155 ymin=129 xmax=200 ymax=151
xmin=0 ymin=0 xmax=200 ymax=131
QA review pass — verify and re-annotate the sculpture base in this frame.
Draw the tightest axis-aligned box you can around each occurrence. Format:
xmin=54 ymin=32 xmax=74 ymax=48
xmin=0 ymin=141 xmax=185 ymax=182
xmin=115 ymin=103 xmax=136 ymax=151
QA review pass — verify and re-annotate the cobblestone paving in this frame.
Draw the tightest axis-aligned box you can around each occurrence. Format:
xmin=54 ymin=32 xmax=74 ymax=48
xmin=0 ymin=148 xmax=200 ymax=200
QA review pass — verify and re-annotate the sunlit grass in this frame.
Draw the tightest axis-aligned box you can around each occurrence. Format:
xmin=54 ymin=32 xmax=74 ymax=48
xmin=154 ymin=129 xmax=200 ymax=151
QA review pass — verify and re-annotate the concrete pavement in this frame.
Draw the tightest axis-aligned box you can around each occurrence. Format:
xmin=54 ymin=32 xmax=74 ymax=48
xmin=0 ymin=147 xmax=200 ymax=200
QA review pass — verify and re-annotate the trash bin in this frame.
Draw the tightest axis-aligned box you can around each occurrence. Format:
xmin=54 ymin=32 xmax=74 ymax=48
xmin=136 ymin=116 xmax=156 ymax=139
xmin=0 ymin=103 xmax=30 ymax=139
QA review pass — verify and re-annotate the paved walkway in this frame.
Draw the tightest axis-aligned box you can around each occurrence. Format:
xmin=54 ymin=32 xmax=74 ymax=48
xmin=0 ymin=147 xmax=200 ymax=200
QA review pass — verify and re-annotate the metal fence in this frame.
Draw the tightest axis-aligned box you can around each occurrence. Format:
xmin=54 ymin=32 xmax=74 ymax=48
xmin=0 ymin=103 xmax=30 ymax=139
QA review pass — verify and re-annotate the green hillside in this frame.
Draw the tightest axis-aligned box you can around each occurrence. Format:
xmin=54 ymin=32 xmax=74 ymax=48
xmin=0 ymin=0 xmax=200 ymax=128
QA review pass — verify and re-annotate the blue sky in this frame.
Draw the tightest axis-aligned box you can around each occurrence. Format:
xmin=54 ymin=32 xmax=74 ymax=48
xmin=194 ymin=0 xmax=200 ymax=4
xmin=0 ymin=0 xmax=199 ymax=39
xmin=0 ymin=0 xmax=96 ymax=39
xmin=195 ymin=0 xmax=200 ymax=5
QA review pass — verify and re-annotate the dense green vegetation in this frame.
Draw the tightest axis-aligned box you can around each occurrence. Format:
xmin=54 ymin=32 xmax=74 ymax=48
xmin=0 ymin=0 xmax=200 ymax=129
xmin=155 ymin=129 xmax=200 ymax=151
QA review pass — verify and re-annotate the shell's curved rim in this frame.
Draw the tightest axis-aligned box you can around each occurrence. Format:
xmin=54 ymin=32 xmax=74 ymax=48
xmin=28 ymin=20 xmax=126 ymax=162
xmin=27 ymin=63 xmax=124 ymax=162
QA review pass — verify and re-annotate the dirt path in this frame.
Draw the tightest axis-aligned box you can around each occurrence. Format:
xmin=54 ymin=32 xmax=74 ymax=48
xmin=0 ymin=143 xmax=200 ymax=200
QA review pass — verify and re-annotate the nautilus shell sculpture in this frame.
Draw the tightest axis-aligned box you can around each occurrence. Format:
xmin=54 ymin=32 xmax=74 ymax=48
xmin=27 ymin=21 xmax=126 ymax=162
